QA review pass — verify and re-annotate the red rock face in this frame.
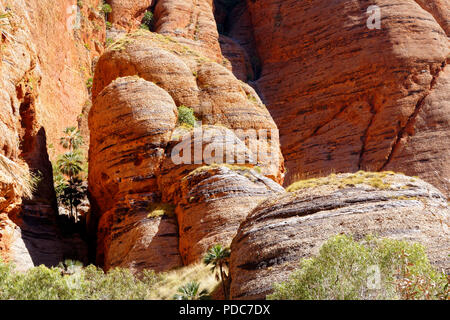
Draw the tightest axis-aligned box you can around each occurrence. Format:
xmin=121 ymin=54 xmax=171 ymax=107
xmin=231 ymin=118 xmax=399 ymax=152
xmin=245 ymin=0 xmax=450 ymax=196
xmin=108 ymin=0 xmax=155 ymax=31
xmin=154 ymin=0 xmax=223 ymax=62
xmin=0 ymin=0 xmax=105 ymax=269
xmin=93 ymin=31 xmax=285 ymax=182
xmin=230 ymin=173 xmax=450 ymax=300
xmin=89 ymin=76 xmax=181 ymax=271
xmin=89 ymin=33 xmax=286 ymax=271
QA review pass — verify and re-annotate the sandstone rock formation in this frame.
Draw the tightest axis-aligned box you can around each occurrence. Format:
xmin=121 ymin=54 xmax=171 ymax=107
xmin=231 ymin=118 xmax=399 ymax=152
xmin=230 ymin=172 xmax=450 ymax=300
xmin=1 ymin=1 xmax=449 ymax=299
xmin=153 ymin=0 xmax=223 ymax=63
xmin=243 ymin=0 xmax=450 ymax=196
xmin=92 ymin=31 xmax=285 ymax=182
xmin=89 ymin=76 xmax=181 ymax=271
xmin=88 ymin=29 xmax=286 ymax=271
xmin=174 ymin=166 xmax=283 ymax=264
xmin=108 ymin=0 xmax=154 ymax=31
xmin=0 ymin=0 xmax=105 ymax=268
xmin=108 ymin=0 xmax=224 ymax=64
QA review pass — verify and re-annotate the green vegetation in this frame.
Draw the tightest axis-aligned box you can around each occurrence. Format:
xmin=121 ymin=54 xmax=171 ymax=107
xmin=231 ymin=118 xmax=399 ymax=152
xmin=101 ymin=3 xmax=112 ymax=19
xmin=177 ymin=105 xmax=197 ymax=128
xmin=149 ymin=263 xmax=219 ymax=300
xmin=53 ymin=127 xmax=87 ymax=221
xmin=86 ymin=77 xmax=93 ymax=90
xmin=286 ymin=171 xmax=397 ymax=192
xmin=139 ymin=24 xmax=150 ymax=31
xmin=0 ymin=258 xmax=222 ymax=300
xmin=204 ymin=244 xmax=231 ymax=299
xmin=140 ymin=11 xmax=153 ymax=31
xmin=268 ymin=235 xmax=449 ymax=300
xmin=173 ymin=281 xmax=209 ymax=300
xmin=0 ymin=258 xmax=159 ymax=300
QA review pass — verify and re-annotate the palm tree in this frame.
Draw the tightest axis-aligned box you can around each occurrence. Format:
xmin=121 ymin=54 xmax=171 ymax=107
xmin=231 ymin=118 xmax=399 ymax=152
xmin=57 ymin=152 xmax=83 ymax=179
xmin=60 ymin=127 xmax=83 ymax=151
xmin=60 ymin=177 xmax=86 ymax=221
xmin=173 ymin=281 xmax=209 ymax=300
xmin=204 ymin=244 xmax=231 ymax=299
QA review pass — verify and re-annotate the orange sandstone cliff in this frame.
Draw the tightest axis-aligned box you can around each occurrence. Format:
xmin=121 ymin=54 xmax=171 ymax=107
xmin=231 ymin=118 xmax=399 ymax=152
xmin=0 ymin=0 xmax=448 ymax=300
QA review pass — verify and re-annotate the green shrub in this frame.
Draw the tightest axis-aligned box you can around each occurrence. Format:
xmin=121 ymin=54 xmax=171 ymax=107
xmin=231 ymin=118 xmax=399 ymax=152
xmin=101 ymin=4 xmax=112 ymax=15
xmin=105 ymin=37 xmax=114 ymax=47
xmin=86 ymin=77 xmax=93 ymax=89
xmin=267 ymin=235 xmax=449 ymax=300
xmin=177 ymin=106 xmax=197 ymax=128
xmin=0 ymin=259 xmax=160 ymax=300
xmin=141 ymin=11 xmax=153 ymax=30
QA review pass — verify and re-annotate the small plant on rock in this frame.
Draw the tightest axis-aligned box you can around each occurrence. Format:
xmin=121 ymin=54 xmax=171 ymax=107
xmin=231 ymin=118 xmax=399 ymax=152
xmin=173 ymin=281 xmax=209 ymax=300
xmin=177 ymin=105 xmax=197 ymax=128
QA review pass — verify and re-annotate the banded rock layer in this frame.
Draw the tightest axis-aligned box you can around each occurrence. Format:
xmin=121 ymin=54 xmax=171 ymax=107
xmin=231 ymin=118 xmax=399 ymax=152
xmin=245 ymin=0 xmax=450 ymax=196
xmin=230 ymin=172 xmax=450 ymax=300
xmin=89 ymin=33 xmax=285 ymax=271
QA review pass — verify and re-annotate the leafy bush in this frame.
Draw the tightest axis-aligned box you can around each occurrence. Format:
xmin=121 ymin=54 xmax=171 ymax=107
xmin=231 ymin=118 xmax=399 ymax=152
xmin=177 ymin=106 xmax=197 ymax=128
xmin=141 ymin=11 xmax=153 ymax=30
xmin=267 ymin=235 xmax=448 ymax=300
xmin=101 ymin=4 xmax=112 ymax=15
xmin=0 ymin=259 xmax=160 ymax=300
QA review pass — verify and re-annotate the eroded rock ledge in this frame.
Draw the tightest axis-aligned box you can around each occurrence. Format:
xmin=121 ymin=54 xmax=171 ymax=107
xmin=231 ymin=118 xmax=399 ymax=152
xmin=230 ymin=172 xmax=449 ymax=300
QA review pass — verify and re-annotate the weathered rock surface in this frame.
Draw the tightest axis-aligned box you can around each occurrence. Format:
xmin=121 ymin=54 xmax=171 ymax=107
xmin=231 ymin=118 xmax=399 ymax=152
xmin=245 ymin=0 xmax=450 ymax=195
xmin=93 ymin=31 xmax=285 ymax=182
xmin=0 ymin=0 xmax=105 ymax=268
xmin=89 ymin=76 xmax=181 ymax=270
xmin=219 ymin=35 xmax=253 ymax=82
xmin=88 ymin=31 xmax=286 ymax=270
xmin=153 ymin=0 xmax=223 ymax=63
xmin=108 ymin=0 xmax=155 ymax=31
xmin=174 ymin=165 xmax=283 ymax=264
xmin=158 ymin=127 xmax=285 ymax=263
xmin=230 ymin=172 xmax=449 ymax=300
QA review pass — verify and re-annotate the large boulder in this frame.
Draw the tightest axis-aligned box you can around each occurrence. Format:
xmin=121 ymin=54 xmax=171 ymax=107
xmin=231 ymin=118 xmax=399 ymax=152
xmin=230 ymin=172 xmax=449 ymax=300
xmin=89 ymin=76 xmax=181 ymax=271
xmin=93 ymin=31 xmax=285 ymax=183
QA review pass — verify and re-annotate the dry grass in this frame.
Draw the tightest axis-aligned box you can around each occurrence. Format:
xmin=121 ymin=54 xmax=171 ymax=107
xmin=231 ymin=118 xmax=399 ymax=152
xmin=287 ymin=171 xmax=396 ymax=192
xmin=147 ymin=203 xmax=175 ymax=219
xmin=185 ymin=163 xmax=261 ymax=179
xmin=149 ymin=263 xmax=219 ymax=300
xmin=0 ymin=154 xmax=34 ymax=199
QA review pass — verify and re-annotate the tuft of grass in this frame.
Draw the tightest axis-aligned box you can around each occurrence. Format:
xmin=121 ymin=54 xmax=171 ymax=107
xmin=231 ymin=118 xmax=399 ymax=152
xmin=0 ymin=154 xmax=35 ymax=199
xmin=287 ymin=171 xmax=395 ymax=192
xmin=147 ymin=203 xmax=176 ymax=219
xmin=149 ymin=263 xmax=219 ymax=300
xmin=185 ymin=163 xmax=260 ymax=180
